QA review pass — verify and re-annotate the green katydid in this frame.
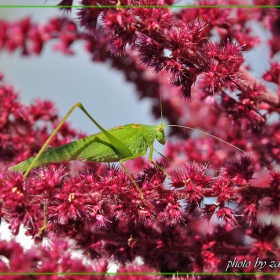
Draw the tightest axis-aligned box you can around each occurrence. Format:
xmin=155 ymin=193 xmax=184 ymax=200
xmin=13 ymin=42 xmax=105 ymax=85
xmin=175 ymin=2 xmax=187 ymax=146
xmin=8 ymin=102 xmax=168 ymax=202
xmin=8 ymin=100 xmax=260 ymax=204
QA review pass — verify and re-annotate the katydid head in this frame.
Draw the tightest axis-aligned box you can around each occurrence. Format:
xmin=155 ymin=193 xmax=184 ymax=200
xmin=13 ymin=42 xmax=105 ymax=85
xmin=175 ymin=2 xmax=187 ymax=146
xmin=156 ymin=123 xmax=167 ymax=145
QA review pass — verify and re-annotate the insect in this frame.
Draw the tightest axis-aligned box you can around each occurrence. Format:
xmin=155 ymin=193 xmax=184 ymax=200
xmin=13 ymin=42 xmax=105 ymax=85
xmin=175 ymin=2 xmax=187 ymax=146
xmin=8 ymin=102 xmax=170 ymax=203
xmin=8 ymin=100 xmax=260 ymax=204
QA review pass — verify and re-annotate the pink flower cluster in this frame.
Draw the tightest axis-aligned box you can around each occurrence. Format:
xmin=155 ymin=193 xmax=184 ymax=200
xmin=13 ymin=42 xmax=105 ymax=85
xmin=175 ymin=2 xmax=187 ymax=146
xmin=0 ymin=239 xmax=111 ymax=277
xmin=0 ymin=0 xmax=280 ymax=276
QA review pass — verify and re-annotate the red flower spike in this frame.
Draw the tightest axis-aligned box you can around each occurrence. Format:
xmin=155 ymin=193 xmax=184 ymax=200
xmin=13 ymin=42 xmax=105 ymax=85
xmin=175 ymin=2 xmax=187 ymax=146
xmin=158 ymin=200 xmax=185 ymax=225
xmin=27 ymin=166 xmax=66 ymax=194
xmin=1 ymin=171 xmax=24 ymax=211
xmin=222 ymin=156 xmax=255 ymax=186
xmin=247 ymin=224 xmax=280 ymax=258
xmin=201 ymin=241 xmax=220 ymax=272
xmin=263 ymin=62 xmax=280 ymax=84
xmin=212 ymin=177 xmax=236 ymax=203
xmin=202 ymin=203 xmax=218 ymax=221
xmin=216 ymin=207 xmax=240 ymax=231
xmin=170 ymin=163 xmax=212 ymax=203
xmin=240 ymin=203 xmax=258 ymax=226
